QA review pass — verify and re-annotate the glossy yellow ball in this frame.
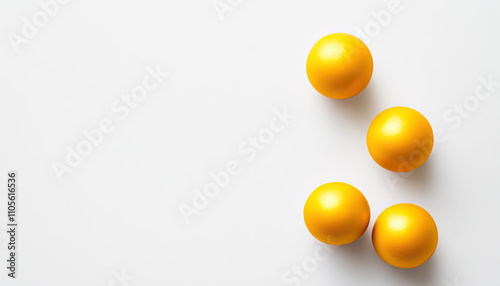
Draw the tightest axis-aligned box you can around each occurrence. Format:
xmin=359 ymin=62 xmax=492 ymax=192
xmin=306 ymin=33 xmax=373 ymax=99
xmin=372 ymin=203 xmax=438 ymax=268
xmin=367 ymin=106 xmax=434 ymax=172
xmin=304 ymin=182 xmax=370 ymax=245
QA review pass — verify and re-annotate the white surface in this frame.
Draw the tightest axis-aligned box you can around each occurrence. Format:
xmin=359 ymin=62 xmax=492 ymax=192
xmin=1 ymin=0 xmax=499 ymax=285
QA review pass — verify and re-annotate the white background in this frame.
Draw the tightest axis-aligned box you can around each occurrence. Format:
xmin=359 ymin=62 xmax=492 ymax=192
xmin=0 ymin=0 xmax=499 ymax=285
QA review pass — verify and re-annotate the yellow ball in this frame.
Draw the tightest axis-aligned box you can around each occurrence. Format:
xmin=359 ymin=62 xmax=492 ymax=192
xmin=306 ymin=33 xmax=373 ymax=99
xmin=367 ymin=106 xmax=434 ymax=172
xmin=372 ymin=203 xmax=438 ymax=269
xmin=303 ymin=182 xmax=370 ymax=245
